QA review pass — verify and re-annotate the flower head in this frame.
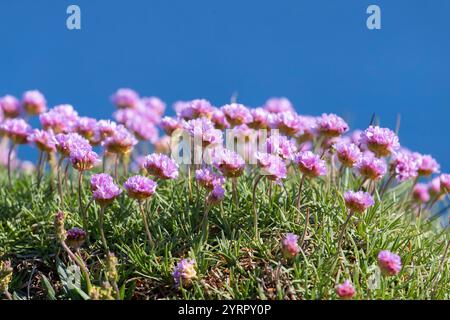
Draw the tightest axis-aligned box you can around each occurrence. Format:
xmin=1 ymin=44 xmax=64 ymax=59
xmin=94 ymin=120 xmax=117 ymax=141
xmin=317 ymin=113 xmax=349 ymax=137
xmin=22 ymin=90 xmax=47 ymax=115
xmin=335 ymin=280 xmax=355 ymax=300
xmin=248 ymin=108 xmax=270 ymax=129
xmin=281 ymin=233 xmax=300 ymax=259
xmin=391 ymin=150 xmax=419 ymax=182
xmin=103 ymin=125 xmax=138 ymax=155
xmin=183 ymin=118 xmax=223 ymax=146
xmin=294 ymin=151 xmax=327 ymax=178
xmin=144 ymin=153 xmax=179 ymax=180
xmin=0 ymin=95 xmax=21 ymax=118
xmin=266 ymin=135 xmax=297 ymax=161
xmin=377 ymin=250 xmax=402 ymax=276
xmin=172 ymin=258 xmax=197 ymax=288
xmin=207 ymin=184 xmax=226 ymax=205
xmin=335 ymin=142 xmax=361 ymax=168
xmin=356 ymin=152 xmax=387 ymax=181
xmin=0 ymin=119 xmax=32 ymax=144
xmin=179 ymin=99 xmax=214 ymax=120
xmin=39 ymin=104 xmax=79 ymax=134
xmin=195 ymin=167 xmax=225 ymax=191
xmin=255 ymin=153 xmax=287 ymax=182
xmin=55 ymin=133 xmax=91 ymax=157
xmin=344 ymin=191 xmax=375 ymax=213
xmin=141 ymin=96 xmax=166 ymax=116
xmin=124 ymin=175 xmax=157 ymax=201
xmin=76 ymin=117 xmax=97 ymax=141
xmin=70 ymin=148 xmax=100 ymax=172
xmin=161 ymin=116 xmax=182 ymax=136
xmin=90 ymin=173 xmax=122 ymax=206
xmin=360 ymin=126 xmax=400 ymax=157
xmin=272 ymin=111 xmax=304 ymax=136
xmin=66 ymin=227 xmax=87 ymax=249
xmin=440 ymin=174 xmax=450 ymax=194
xmin=221 ymin=103 xmax=253 ymax=126
xmin=28 ymin=129 xmax=57 ymax=153
xmin=111 ymin=88 xmax=140 ymax=109
xmin=415 ymin=154 xmax=440 ymax=176
xmin=412 ymin=183 xmax=430 ymax=203
xmin=211 ymin=109 xmax=230 ymax=130
xmin=263 ymin=97 xmax=294 ymax=113
xmin=212 ymin=148 xmax=245 ymax=178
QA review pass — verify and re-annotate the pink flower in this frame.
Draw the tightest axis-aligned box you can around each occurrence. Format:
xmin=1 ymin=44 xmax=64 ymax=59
xmin=172 ymin=258 xmax=197 ymax=288
xmin=195 ymin=167 xmax=225 ymax=190
xmin=356 ymin=152 xmax=387 ymax=181
xmin=255 ymin=152 xmax=287 ymax=182
xmin=183 ymin=118 xmax=223 ymax=146
xmin=0 ymin=95 xmax=21 ymax=118
xmin=428 ymin=177 xmax=442 ymax=197
xmin=294 ymin=116 xmax=317 ymax=143
xmin=281 ymin=233 xmax=300 ymax=259
xmin=213 ymin=148 xmax=246 ymax=178
xmin=440 ymin=174 xmax=450 ymax=194
xmin=266 ymin=135 xmax=297 ymax=161
xmin=124 ymin=175 xmax=157 ymax=201
xmin=317 ymin=113 xmax=348 ymax=137
xmin=144 ymin=153 xmax=179 ymax=180
xmin=248 ymin=108 xmax=270 ymax=129
xmin=55 ymin=133 xmax=91 ymax=157
xmin=111 ymin=88 xmax=140 ymax=109
xmin=179 ymin=99 xmax=214 ymax=120
xmin=335 ymin=142 xmax=361 ymax=168
xmin=415 ymin=153 xmax=440 ymax=176
xmin=344 ymin=191 xmax=375 ymax=213
xmin=154 ymin=136 xmax=171 ymax=154
xmin=39 ymin=104 xmax=79 ymax=134
xmin=263 ymin=97 xmax=294 ymax=113
xmin=94 ymin=120 xmax=117 ymax=142
xmin=377 ymin=250 xmax=402 ymax=276
xmin=22 ymin=90 xmax=47 ymax=115
xmin=128 ymin=118 xmax=159 ymax=142
xmin=221 ymin=103 xmax=253 ymax=126
xmin=207 ymin=184 xmax=226 ymax=205
xmin=66 ymin=227 xmax=87 ymax=249
xmin=272 ymin=112 xmax=304 ymax=136
xmin=28 ymin=129 xmax=57 ymax=153
xmin=391 ymin=150 xmax=419 ymax=182
xmin=335 ymin=280 xmax=355 ymax=300
xmin=161 ymin=116 xmax=182 ymax=136
xmin=211 ymin=109 xmax=230 ymax=130
xmin=294 ymin=151 xmax=327 ymax=178
xmin=141 ymin=96 xmax=166 ymax=116
xmin=103 ymin=125 xmax=138 ymax=155
xmin=90 ymin=173 xmax=122 ymax=206
xmin=360 ymin=126 xmax=400 ymax=158
xmin=70 ymin=148 xmax=100 ymax=172
xmin=412 ymin=183 xmax=430 ymax=203
xmin=76 ymin=117 xmax=97 ymax=141
xmin=0 ymin=118 xmax=32 ymax=144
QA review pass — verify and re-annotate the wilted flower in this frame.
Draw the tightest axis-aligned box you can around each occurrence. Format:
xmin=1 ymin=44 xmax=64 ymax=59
xmin=144 ymin=153 xmax=179 ymax=180
xmin=39 ymin=104 xmax=79 ymax=134
xmin=266 ymin=135 xmax=297 ymax=161
xmin=195 ymin=167 xmax=225 ymax=190
xmin=221 ymin=103 xmax=253 ymax=126
xmin=0 ymin=119 xmax=32 ymax=144
xmin=294 ymin=151 xmax=327 ymax=178
xmin=210 ymin=109 xmax=230 ymax=130
xmin=65 ymin=227 xmax=87 ymax=249
xmin=263 ymin=97 xmax=294 ymax=113
xmin=207 ymin=184 xmax=225 ymax=205
xmin=412 ymin=183 xmax=430 ymax=203
xmin=356 ymin=153 xmax=387 ymax=181
xmin=111 ymin=88 xmax=140 ymax=109
xmin=90 ymin=173 xmax=122 ymax=206
xmin=28 ymin=129 xmax=57 ymax=153
xmin=0 ymin=95 xmax=21 ymax=118
xmin=344 ymin=191 xmax=375 ymax=213
xmin=360 ymin=126 xmax=400 ymax=158
xmin=212 ymin=148 xmax=245 ymax=178
xmin=124 ymin=175 xmax=157 ymax=201
xmin=172 ymin=258 xmax=197 ymax=288
xmin=54 ymin=211 xmax=66 ymax=242
xmin=22 ymin=90 xmax=47 ymax=115
xmin=335 ymin=280 xmax=356 ymax=300
xmin=281 ymin=233 xmax=300 ymax=259
xmin=179 ymin=99 xmax=214 ymax=120
xmin=317 ymin=113 xmax=349 ymax=137
xmin=255 ymin=152 xmax=287 ymax=182
xmin=103 ymin=125 xmax=138 ymax=155
xmin=415 ymin=154 xmax=440 ymax=176
xmin=0 ymin=260 xmax=13 ymax=294
xmin=161 ymin=116 xmax=182 ymax=135
xmin=70 ymin=148 xmax=100 ymax=171
xmin=335 ymin=142 xmax=361 ymax=168
xmin=377 ymin=250 xmax=402 ymax=276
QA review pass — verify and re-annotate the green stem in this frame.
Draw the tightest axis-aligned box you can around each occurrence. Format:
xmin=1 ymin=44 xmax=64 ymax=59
xmin=139 ymin=201 xmax=154 ymax=249
xmin=98 ymin=206 xmax=109 ymax=251
xmin=7 ymin=143 xmax=14 ymax=188
xmin=252 ymin=175 xmax=263 ymax=241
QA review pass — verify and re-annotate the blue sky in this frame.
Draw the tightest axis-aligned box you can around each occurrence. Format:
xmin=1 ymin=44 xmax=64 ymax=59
xmin=0 ymin=0 xmax=449 ymax=170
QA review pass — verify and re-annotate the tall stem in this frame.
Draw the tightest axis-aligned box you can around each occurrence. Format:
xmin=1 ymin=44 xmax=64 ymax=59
xmin=252 ymin=175 xmax=263 ymax=241
xmin=98 ymin=205 xmax=109 ymax=251
xmin=57 ymin=156 xmax=65 ymax=201
xmin=7 ymin=143 xmax=14 ymax=188
xmin=138 ymin=201 xmax=154 ymax=249
xmin=60 ymin=241 xmax=92 ymax=294
xmin=380 ymin=173 xmax=395 ymax=198
xmin=114 ymin=154 xmax=119 ymax=181
xmin=78 ymin=171 xmax=88 ymax=234
xmin=36 ymin=150 xmax=44 ymax=188
xmin=299 ymin=207 xmax=310 ymax=249
xmin=337 ymin=210 xmax=355 ymax=254
xmin=232 ymin=177 xmax=239 ymax=206
xmin=296 ymin=174 xmax=306 ymax=213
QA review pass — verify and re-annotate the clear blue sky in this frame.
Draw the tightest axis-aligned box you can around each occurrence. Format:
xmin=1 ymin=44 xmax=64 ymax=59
xmin=0 ymin=0 xmax=449 ymax=170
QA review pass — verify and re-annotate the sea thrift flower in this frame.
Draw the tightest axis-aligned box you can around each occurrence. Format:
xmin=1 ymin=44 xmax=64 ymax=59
xmin=212 ymin=148 xmax=245 ymax=178
xmin=377 ymin=250 xmax=402 ymax=276
xmin=440 ymin=174 xmax=450 ymax=193
xmin=90 ymin=173 xmax=122 ymax=206
xmin=207 ymin=184 xmax=226 ymax=205
xmin=356 ymin=153 xmax=387 ymax=181
xmin=70 ymin=148 xmax=100 ymax=172
xmin=415 ymin=154 xmax=440 ymax=176
xmin=55 ymin=133 xmax=91 ymax=157
xmin=263 ymin=97 xmax=294 ymax=113
xmin=172 ymin=258 xmax=197 ymax=288
xmin=0 ymin=95 xmax=21 ymax=118
xmin=28 ymin=129 xmax=57 ymax=153
xmin=128 ymin=118 xmax=159 ymax=142
xmin=391 ymin=150 xmax=419 ymax=182
xmin=428 ymin=177 xmax=442 ymax=198
xmin=195 ymin=167 xmax=225 ymax=190
xmin=39 ymin=104 xmax=79 ymax=133
xmin=65 ymin=227 xmax=87 ymax=249
xmin=0 ymin=119 xmax=32 ymax=144
xmin=211 ymin=109 xmax=230 ymax=130
xmin=360 ymin=126 xmax=400 ymax=158
xmin=22 ymin=90 xmax=47 ymax=115
xmin=255 ymin=152 xmax=287 ymax=182
xmin=183 ymin=118 xmax=223 ymax=146
xmin=412 ymin=183 xmax=430 ymax=203
xmin=144 ymin=153 xmax=179 ymax=180
xmin=266 ymin=135 xmax=297 ymax=160
xmin=76 ymin=117 xmax=97 ymax=141
xmin=272 ymin=111 xmax=303 ymax=136
xmin=103 ymin=125 xmax=138 ymax=155
xmin=111 ymin=88 xmax=140 ymax=109
xmin=294 ymin=116 xmax=317 ymax=143
xmin=179 ymin=99 xmax=214 ymax=120
xmin=344 ymin=191 xmax=375 ymax=213
xmin=221 ymin=103 xmax=253 ymax=126
xmin=123 ymin=175 xmax=157 ymax=201
xmin=161 ymin=116 xmax=182 ymax=135
xmin=335 ymin=142 xmax=361 ymax=168
xmin=94 ymin=120 xmax=117 ymax=141
xmin=317 ymin=113 xmax=349 ymax=138
xmin=335 ymin=280 xmax=356 ymax=300
xmin=294 ymin=151 xmax=327 ymax=178
xmin=141 ymin=96 xmax=166 ymax=116
xmin=154 ymin=136 xmax=171 ymax=154
xmin=281 ymin=233 xmax=300 ymax=259
xmin=248 ymin=108 xmax=270 ymax=129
